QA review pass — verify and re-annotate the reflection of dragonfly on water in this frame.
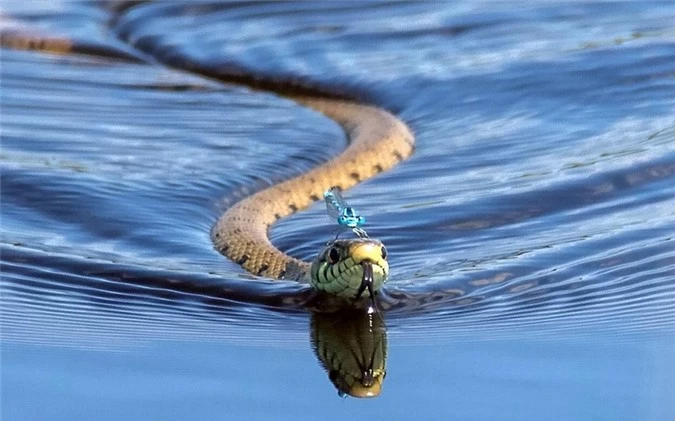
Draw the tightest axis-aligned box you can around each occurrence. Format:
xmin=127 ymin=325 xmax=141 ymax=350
xmin=324 ymin=186 xmax=368 ymax=238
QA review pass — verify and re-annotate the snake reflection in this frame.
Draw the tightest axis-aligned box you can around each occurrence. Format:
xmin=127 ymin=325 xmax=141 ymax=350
xmin=311 ymin=311 xmax=388 ymax=398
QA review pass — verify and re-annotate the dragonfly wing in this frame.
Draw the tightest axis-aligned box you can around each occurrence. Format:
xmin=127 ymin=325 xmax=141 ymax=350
xmin=328 ymin=187 xmax=350 ymax=210
xmin=324 ymin=188 xmax=343 ymax=219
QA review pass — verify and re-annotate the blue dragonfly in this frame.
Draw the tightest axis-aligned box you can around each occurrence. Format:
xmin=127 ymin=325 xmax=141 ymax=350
xmin=323 ymin=186 xmax=368 ymax=238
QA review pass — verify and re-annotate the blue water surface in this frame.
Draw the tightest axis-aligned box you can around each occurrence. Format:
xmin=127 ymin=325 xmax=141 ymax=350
xmin=1 ymin=1 xmax=674 ymax=420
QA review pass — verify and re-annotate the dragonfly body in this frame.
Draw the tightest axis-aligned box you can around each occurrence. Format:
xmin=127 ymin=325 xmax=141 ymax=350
xmin=324 ymin=187 xmax=367 ymax=237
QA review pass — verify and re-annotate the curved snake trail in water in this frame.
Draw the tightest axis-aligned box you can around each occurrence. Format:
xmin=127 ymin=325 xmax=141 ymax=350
xmin=0 ymin=13 xmax=415 ymax=295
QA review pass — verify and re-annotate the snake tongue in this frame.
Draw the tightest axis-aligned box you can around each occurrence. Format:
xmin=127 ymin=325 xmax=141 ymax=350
xmin=355 ymin=261 xmax=376 ymax=308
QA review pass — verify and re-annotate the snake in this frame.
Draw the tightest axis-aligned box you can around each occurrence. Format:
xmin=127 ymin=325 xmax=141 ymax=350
xmin=0 ymin=10 xmax=414 ymax=305
xmin=0 ymin=5 xmax=422 ymax=399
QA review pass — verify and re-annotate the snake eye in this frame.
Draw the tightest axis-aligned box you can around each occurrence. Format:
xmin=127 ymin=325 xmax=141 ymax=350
xmin=381 ymin=246 xmax=387 ymax=260
xmin=328 ymin=247 xmax=340 ymax=264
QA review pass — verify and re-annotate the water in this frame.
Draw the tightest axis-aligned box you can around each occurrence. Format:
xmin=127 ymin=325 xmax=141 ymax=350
xmin=2 ymin=1 xmax=675 ymax=419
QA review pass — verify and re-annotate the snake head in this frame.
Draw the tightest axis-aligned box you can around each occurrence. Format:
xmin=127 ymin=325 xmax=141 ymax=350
xmin=310 ymin=238 xmax=389 ymax=300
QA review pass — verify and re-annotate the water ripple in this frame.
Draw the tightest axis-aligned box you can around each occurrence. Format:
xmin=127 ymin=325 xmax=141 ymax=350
xmin=2 ymin=1 xmax=674 ymax=352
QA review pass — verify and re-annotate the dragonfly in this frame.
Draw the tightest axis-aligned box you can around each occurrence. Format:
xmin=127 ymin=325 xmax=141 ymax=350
xmin=323 ymin=186 xmax=368 ymax=238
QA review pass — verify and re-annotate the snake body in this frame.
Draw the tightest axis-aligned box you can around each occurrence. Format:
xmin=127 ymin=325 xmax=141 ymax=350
xmin=1 ymin=20 xmax=415 ymax=299
xmin=211 ymin=96 xmax=414 ymax=284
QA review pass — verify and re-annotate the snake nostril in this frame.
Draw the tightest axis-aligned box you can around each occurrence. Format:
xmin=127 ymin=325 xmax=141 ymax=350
xmin=328 ymin=247 xmax=340 ymax=264
xmin=381 ymin=246 xmax=387 ymax=260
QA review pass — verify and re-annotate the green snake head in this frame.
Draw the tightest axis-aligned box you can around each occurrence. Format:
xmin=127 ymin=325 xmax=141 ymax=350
xmin=310 ymin=238 xmax=389 ymax=299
